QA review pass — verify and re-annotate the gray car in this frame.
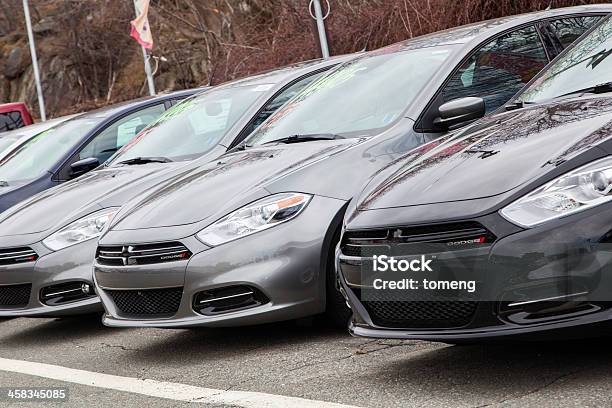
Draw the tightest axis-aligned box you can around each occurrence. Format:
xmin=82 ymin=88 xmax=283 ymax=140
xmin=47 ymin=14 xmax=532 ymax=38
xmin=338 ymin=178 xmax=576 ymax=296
xmin=92 ymin=6 xmax=611 ymax=328
xmin=0 ymin=56 xmax=350 ymax=317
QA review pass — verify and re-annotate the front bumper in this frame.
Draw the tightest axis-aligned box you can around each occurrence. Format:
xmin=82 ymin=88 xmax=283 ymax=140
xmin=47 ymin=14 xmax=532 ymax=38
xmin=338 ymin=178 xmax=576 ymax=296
xmin=95 ymin=195 xmax=345 ymax=328
xmin=338 ymin=202 xmax=612 ymax=341
xmin=0 ymin=239 xmax=102 ymax=317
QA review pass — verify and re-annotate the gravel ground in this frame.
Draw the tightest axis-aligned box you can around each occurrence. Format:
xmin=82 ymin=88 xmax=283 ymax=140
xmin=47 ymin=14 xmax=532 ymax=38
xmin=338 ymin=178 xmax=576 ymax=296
xmin=0 ymin=316 xmax=610 ymax=407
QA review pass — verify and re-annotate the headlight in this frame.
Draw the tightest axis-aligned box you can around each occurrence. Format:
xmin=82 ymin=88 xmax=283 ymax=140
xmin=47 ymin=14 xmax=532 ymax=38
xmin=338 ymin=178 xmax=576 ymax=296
xmin=43 ymin=208 xmax=119 ymax=251
xmin=500 ymin=157 xmax=612 ymax=227
xmin=196 ymin=193 xmax=312 ymax=246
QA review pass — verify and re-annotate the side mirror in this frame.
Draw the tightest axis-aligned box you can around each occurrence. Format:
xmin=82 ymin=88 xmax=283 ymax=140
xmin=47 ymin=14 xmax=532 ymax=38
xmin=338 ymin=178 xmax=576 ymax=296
xmin=70 ymin=157 xmax=99 ymax=178
xmin=433 ymin=97 xmax=485 ymax=131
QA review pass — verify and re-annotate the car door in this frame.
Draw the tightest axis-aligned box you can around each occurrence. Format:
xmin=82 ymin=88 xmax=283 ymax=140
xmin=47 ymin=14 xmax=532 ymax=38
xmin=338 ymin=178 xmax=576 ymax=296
xmin=416 ymin=23 xmax=550 ymax=138
xmin=54 ymin=103 xmax=166 ymax=182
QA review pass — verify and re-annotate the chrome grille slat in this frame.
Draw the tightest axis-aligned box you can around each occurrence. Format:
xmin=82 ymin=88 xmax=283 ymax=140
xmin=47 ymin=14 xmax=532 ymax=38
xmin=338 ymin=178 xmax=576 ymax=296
xmin=341 ymin=222 xmax=495 ymax=257
xmin=129 ymin=250 xmax=190 ymax=259
xmin=0 ymin=247 xmax=38 ymax=266
xmin=96 ymin=242 xmax=192 ymax=266
xmin=0 ymin=250 xmax=37 ymax=257
xmin=129 ymin=246 xmax=186 ymax=254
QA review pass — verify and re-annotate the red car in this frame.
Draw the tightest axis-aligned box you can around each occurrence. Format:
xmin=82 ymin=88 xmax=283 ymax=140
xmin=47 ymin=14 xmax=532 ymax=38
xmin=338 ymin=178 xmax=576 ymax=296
xmin=0 ymin=102 xmax=33 ymax=133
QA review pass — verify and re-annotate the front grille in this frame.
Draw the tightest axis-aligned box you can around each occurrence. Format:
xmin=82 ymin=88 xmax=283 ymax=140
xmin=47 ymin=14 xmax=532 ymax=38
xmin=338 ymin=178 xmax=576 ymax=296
xmin=341 ymin=221 xmax=495 ymax=257
xmin=106 ymin=287 xmax=183 ymax=317
xmin=356 ymin=289 xmax=477 ymax=328
xmin=0 ymin=283 xmax=32 ymax=307
xmin=0 ymin=247 xmax=38 ymax=266
xmin=96 ymin=242 xmax=192 ymax=266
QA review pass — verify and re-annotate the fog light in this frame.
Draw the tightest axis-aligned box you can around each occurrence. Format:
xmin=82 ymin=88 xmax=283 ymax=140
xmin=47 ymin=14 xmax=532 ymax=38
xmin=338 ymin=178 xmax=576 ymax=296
xmin=40 ymin=281 xmax=96 ymax=306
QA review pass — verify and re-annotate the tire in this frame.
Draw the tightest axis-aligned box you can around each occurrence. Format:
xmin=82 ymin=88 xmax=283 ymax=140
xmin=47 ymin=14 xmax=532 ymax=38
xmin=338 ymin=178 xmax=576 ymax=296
xmin=323 ymin=228 xmax=352 ymax=328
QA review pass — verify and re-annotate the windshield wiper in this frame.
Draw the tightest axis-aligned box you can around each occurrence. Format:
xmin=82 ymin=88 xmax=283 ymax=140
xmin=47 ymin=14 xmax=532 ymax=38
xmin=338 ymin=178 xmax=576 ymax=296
xmin=505 ymin=100 xmax=536 ymax=111
xmin=557 ymin=82 xmax=612 ymax=99
xmin=116 ymin=156 xmax=173 ymax=165
xmin=233 ymin=142 xmax=248 ymax=151
xmin=261 ymin=133 xmax=345 ymax=145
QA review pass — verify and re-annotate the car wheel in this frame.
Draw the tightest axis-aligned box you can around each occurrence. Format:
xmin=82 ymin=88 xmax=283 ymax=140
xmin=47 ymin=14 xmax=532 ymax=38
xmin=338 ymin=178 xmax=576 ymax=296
xmin=324 ymin=227 xmax=351 ymax=328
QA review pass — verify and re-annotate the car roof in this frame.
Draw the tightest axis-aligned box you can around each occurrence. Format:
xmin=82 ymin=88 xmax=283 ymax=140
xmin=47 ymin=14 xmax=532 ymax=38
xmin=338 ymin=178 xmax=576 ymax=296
xmin=0 ymin=102 xmax=28 ymax=110
xmin=81 ymin=87 xmax=209 ymax=119
xmin=0 ymin=113 xmax=79 ymax=140
xmin=71 ymin=54 xmax=357 ymax=122
xmin=373 ymin=5 xmax=612 ymax=52
xmin=210 ymin=53 xmax=359 ymax=90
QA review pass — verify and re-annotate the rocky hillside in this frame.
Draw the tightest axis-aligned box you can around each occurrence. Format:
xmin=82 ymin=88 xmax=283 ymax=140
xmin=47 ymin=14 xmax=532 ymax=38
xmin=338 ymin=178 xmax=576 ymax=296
xmin=0 ymin=0 xmax=600 ymax=119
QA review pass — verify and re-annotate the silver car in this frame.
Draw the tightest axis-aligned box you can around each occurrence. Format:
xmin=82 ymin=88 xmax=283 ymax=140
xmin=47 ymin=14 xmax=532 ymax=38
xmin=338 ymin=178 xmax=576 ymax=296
xmin=0 ymin=57 xmax=349 ymax=317
xmin=93 ymin=6 xmax=612 ymax=328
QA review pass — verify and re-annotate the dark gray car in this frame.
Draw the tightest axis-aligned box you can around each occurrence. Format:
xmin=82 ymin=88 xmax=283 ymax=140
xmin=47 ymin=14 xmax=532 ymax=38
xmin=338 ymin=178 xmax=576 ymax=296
xmin=0 ymin=90 xmax=203 ymax=214
xmin=0 ymin=56 xmax=351 ymax=316
xmin=93 ymin=6 xmax=611 ymax=328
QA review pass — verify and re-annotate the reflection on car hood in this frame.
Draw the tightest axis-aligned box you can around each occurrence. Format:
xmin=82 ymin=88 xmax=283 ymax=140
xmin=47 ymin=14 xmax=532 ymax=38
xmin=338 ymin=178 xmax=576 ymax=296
xmin=0 ymin=163 xmax=184 ymax=237
xmin=111 ymin=139 xmax=362 ymax=230
xmin=0 ymin=180 xmax=30 ymax=195
xmin=355 ymin=96 xmax=612 ymax=211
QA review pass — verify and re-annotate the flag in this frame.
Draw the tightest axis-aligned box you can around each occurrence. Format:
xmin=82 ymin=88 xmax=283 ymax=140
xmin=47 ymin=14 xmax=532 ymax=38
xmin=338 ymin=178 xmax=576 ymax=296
xmin=130 ymin=0 xmax=153 ymax=49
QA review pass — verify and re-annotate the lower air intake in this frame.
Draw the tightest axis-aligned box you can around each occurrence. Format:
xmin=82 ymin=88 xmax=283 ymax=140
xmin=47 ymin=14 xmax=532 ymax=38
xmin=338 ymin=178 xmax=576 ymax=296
xmin=40 ymin=281 xmax=96 ymax=306
xmin=356 ymin=289 xmax=477 ymax=329
xmin=0 ymin=283 xmax=32 ymax=308
xmin=106 ymin=287 xmax=183 ymax=317
xmin=193 ymin=285 xmax=268 ymax=315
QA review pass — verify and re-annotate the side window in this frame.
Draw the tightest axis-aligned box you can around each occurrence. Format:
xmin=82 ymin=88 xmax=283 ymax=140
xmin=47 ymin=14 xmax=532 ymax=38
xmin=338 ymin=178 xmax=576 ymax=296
xmin=441 ymin=25 xmax=548 ymax=113
xmin=79 ymin=104 xmax=165 ymax=163
xmin=0 ymin=111 xmax=24 ymax=132
xmin=244 ymin=72 xmax=325 ymax=136
xmin=548 ymin=16 xmax=602 ymax=49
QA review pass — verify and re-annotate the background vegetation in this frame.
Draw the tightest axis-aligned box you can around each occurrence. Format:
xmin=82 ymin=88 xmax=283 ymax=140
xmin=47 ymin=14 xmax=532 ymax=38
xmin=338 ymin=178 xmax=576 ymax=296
xmin=0 ymin=0 xmax=603 ymax=118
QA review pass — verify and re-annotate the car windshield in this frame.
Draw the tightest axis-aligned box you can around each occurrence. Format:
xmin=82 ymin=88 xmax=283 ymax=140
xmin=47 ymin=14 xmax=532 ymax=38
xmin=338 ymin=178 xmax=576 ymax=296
xmin=518 ymin=16 xmax=612 ymax=104
xmin=245 ymin=45 xmax=456 ymax=146
xmin=0 ymin=117 xmax=100 ymax=184
xmin=0 ymin=135 xmax=21 ymax=153
xmin=109 ymin=84 xmax=271 ymax=164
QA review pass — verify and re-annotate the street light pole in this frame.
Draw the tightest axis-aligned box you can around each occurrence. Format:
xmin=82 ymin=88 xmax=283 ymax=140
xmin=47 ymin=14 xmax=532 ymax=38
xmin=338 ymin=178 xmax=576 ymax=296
xmin=311 ymin=0 xmax=330 ymax=59
xmin=22 ymin=0 xmax=46 ymax=121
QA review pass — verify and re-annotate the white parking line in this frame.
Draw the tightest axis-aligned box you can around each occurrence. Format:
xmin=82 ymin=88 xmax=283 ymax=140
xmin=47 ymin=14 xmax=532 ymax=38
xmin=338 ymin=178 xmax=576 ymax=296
xmin=0 ymin=357 xmax=359 ymax=407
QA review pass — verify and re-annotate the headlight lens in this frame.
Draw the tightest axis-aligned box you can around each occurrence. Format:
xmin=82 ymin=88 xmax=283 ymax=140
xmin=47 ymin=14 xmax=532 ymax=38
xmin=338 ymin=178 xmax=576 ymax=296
xmin=42 ymin=208 xmax=119 ymax=251
xmin=196 ymin=193 xmax=312 ymax=246
xmin=500 ymin=157 xmax=612 ymax=227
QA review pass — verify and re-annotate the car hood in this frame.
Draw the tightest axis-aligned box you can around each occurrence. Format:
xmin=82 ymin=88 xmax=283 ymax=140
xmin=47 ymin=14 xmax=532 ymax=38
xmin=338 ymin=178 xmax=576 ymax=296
xmin=0 ymin=163 xmax=185 ymax=237
xmin=111 ymin=139 xmax=364 ymax=231
xmin=0 ymin=180 xmax=30 ymax=195
xmin=356 ymin=96 xmax=612 ymax=211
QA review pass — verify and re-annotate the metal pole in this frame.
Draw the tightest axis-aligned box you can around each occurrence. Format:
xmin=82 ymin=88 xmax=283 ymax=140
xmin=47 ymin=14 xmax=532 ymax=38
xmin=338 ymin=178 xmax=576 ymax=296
xmin=133 ymin=0 xmax=156 ymax=96
xmin=312 ymin=0 xmax=330 ymax=59
xmin=22 ymin=0 xmax=46 ymax=121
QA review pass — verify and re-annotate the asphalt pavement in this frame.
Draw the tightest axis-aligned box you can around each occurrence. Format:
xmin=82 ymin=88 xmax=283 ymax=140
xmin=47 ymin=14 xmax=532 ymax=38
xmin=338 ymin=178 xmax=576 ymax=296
xmin=0 ymin=315 xmax=610 ymax=407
